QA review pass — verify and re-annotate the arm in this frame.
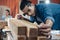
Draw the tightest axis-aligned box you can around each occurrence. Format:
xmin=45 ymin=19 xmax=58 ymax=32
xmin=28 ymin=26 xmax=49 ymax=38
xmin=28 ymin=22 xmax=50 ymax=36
xmin=45 ymin=19 xmax=53 ymax=27
xmin=37 ymin=4 xmax=54 ymax=37
xmin=38 ymin=19 xmax=53 ymax=39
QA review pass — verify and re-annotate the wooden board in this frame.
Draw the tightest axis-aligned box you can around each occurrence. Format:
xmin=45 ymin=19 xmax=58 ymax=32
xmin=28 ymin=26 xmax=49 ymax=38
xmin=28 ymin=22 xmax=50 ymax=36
xmin=8 ymin=18 xmax=46 ymax=40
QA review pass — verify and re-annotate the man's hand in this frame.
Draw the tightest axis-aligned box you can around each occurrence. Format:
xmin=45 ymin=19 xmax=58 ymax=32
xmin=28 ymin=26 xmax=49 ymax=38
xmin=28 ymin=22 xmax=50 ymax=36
xmin=38 ymin=23 xmax=51 ymax=36
xmin=38 ymin=19 xmax=53 ymax=39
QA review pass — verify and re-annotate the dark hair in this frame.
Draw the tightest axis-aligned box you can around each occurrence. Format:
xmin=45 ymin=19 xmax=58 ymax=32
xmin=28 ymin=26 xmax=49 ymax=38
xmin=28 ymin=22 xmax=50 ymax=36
xmin=20 ymin=0 xmax=31 ymax=10
xmin=5 ymin=9 xmax=10 ymax=15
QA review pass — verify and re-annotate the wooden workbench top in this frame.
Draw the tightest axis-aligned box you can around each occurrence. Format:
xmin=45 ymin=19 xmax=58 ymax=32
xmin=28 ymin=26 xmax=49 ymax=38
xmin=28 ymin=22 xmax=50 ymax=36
xmin=9 ymin=18 xmax=38 ymax=28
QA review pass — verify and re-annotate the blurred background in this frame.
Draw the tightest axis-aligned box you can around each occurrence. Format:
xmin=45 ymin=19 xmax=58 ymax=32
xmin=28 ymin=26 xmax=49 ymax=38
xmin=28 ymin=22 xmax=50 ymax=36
xmin=0 ymin=0 xmax=60 ymax=40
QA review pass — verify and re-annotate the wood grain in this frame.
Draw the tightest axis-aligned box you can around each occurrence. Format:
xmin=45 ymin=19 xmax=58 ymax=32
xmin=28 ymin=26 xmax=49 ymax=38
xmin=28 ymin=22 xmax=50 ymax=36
xmin=8 ymin=18 xmax=46 ymax=40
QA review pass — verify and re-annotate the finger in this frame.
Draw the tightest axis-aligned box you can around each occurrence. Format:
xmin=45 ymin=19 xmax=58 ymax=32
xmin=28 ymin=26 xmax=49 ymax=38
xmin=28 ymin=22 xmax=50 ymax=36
xmin=39 ymin=24 xmax=51 ymax=29
xmin=39 ymin=28 xmax=51 ymax=33
xmin=41 ymin=32 xmax=51 ymax=36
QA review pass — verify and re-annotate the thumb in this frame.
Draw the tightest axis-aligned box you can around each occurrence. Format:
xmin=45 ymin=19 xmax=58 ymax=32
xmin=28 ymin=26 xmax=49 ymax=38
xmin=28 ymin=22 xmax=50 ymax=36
xmin=38 ymin=23 xmax=44 ymax=28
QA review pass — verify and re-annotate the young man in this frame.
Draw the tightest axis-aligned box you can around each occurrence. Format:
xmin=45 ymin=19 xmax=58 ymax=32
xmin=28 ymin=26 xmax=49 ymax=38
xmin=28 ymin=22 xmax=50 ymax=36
xmin=20 ymin=0 xmax=54 ymax=38
xmin=2 ymin=9 xmax=12 ymax=21
xmin=5 ymin=10 xmax=12 ymax=21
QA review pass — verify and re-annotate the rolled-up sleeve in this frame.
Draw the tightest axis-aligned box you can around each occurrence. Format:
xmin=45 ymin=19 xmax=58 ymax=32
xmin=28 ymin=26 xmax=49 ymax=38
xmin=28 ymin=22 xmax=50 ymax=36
xmin=45 ymin=16 xmax=55 ymax=23
xmin=43 ymin=5 xmax=55 ymax=23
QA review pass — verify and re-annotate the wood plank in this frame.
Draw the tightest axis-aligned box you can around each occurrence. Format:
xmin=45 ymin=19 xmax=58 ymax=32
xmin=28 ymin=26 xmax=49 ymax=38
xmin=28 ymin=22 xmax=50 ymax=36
xmin=18 ymin=35 xmax=27 ymax=40
xmin=37 ymin=36 xmax=47 ymax=40
xmin=8 ymin=18 xmax=46 ymax=40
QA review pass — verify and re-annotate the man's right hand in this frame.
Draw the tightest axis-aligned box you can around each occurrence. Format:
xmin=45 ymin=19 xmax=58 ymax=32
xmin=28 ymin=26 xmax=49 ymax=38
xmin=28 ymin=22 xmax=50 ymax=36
xmin=38 ymin=23 xmax=51 ymax=37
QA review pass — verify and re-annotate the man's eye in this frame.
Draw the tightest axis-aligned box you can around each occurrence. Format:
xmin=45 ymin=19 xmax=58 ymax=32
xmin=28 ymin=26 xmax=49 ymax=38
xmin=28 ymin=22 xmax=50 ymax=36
xmin=24 ymin=13 xmax=28 ymax=15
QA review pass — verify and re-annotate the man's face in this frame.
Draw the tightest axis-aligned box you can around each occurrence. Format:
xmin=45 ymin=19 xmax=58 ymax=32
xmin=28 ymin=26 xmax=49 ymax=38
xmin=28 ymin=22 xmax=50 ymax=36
xmin=22 ymin=5 xmax=35 ymax=16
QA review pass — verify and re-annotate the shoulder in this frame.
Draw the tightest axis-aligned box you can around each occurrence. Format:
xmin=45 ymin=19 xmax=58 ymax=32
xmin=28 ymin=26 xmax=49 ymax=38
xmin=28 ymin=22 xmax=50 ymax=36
xmin=35 ymin=3 xmax=47 ymax=11
xmin=35 ymin=3 xmax=46 ymax=7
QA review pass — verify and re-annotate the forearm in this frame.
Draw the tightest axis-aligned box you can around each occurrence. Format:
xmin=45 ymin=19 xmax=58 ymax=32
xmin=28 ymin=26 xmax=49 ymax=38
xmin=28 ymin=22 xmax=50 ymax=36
xmin=45 ymin=19 xmax=53 ymax=27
